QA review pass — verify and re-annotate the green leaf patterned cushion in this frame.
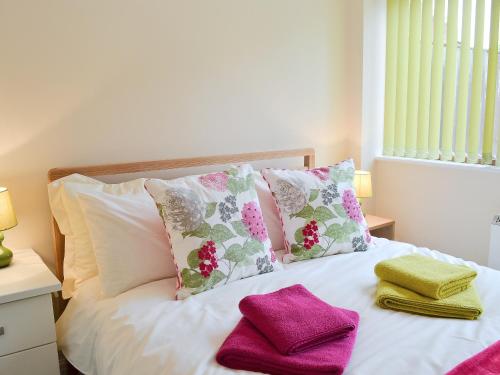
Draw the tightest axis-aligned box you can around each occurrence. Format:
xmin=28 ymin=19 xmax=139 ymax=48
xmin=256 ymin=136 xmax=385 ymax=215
xmin=145 ymin=164 xmax=280 ymax=299
xmin=262 ymin=159 xmax=372 ymax=263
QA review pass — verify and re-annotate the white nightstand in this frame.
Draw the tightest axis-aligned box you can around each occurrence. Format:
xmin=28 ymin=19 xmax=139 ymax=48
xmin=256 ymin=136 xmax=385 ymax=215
xmin=0 ymin=249 xmax=61 ymax=375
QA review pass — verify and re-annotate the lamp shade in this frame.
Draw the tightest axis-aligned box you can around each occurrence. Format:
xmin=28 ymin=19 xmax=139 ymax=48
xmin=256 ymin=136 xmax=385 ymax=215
xmin=353 ymin=171 xmax=372 ymax=199
xmin=0 ymin=188 xmax=17 ymax=231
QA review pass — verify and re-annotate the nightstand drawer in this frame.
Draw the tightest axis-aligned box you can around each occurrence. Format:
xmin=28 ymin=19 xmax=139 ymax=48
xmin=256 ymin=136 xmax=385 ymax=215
xmin=0 ymin=342 xmax=59 ymax=375
xmin=0 ymin=294 xmax=55 ymax=356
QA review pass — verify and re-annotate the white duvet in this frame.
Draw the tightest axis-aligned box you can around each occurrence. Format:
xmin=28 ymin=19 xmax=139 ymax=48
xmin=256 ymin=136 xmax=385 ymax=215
xmin=57 ymin=238 xmax=500 ymax=375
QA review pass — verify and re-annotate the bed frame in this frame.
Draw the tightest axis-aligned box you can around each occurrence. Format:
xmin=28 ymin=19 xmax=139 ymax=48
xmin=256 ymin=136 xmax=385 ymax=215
xmin=48 ymin=148 xmax=315 ymax=282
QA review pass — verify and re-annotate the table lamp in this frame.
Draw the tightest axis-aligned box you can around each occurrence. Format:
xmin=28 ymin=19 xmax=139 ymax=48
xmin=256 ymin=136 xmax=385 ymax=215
xmin=353 ymin=170 xmax=372 ymax=214
xmin=0 ymin=187 xmax=17 ymax=268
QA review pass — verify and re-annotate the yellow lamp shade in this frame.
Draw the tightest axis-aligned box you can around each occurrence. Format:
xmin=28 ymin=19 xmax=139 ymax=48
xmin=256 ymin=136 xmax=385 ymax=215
xmin=353 ymin=171 xmax=373 ymax=199
xmin=0 ymin=188 xmax=17 ymax=231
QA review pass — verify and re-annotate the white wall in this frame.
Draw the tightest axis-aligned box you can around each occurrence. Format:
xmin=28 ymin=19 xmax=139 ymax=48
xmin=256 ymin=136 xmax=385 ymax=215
xmin=361 ymin=0 xmax=386 ymax=215
xmin=375 ymin=158 xmax=500 ymax=265
xmin=0 ymin=0 xmax=365 ymax=269
xmin=361 ymin=0 xmax=385 ymax=171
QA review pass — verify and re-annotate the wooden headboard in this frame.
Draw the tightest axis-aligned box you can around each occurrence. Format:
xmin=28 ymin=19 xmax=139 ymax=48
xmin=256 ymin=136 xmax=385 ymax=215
xmin=47 ymin=148 xmax=315 ymax=282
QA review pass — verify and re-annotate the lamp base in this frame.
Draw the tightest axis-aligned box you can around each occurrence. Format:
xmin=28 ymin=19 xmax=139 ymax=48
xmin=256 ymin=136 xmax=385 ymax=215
xmin=0 ymin=232 xmax=13 ymax=268
xmin=357 ymin=197 xmax=366 ymax=216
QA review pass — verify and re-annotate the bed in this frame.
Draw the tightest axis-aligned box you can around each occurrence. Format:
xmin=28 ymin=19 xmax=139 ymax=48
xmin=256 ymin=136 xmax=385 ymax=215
xmin=50 ymin=149 xmax=500 ymax=375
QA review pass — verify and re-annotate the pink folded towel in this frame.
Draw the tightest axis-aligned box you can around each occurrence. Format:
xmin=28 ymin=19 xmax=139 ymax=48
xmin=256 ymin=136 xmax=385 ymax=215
xmin=239 ymin=284 xmax=358 ymax=355
xmin=446 ymin=341 xmax=500 ymax=375
xmin=216 ymin=315 xmax=358 ymax=375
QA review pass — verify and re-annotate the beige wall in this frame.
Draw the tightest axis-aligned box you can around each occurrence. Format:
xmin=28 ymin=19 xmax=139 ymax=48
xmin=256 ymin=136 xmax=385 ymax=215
xmin=0 ymin=0 xmax=364 ymax=270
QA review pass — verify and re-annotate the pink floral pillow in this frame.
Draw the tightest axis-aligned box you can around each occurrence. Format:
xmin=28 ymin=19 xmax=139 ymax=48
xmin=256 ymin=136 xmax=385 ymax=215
xmin=262 ymin=159 xmax=372 ymax=263
xmin=145 ymin=165 xmax=280 ymax=299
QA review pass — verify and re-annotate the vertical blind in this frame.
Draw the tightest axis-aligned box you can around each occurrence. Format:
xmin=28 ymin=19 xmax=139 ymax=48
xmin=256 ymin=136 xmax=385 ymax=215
xmin=383 ymin=0 xmax=500 ymax=165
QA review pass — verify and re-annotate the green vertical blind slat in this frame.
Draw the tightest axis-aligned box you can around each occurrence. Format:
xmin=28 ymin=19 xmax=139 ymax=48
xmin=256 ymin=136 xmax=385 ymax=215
xmin=428 ymin=0 xmax=446 ymax=160
xmin=416 ymin=0 xmax=433 ymax=159
xmin=483 ymin=0 xmax=500 ymax=165
xmin=455 ymin=0 xmax=473 ymax=163
xmin=405 ymin=0 xmax=422 ymax=158
xmin=467 ymin=0 xmax=485 ymax=164
xmin=441 ymin=0 xmax=459 ymax=161
xmin=384 ymin=0 xmax=500 ymax=166
xmin=383 ymin=0 xmax=399 ymax=156
xmin=394 ymin=0 xmax=411 ymax=157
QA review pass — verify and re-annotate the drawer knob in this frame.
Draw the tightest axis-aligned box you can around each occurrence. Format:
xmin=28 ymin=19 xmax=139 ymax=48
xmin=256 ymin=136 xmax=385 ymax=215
xmin=0 ymin=326 xmax=3 ymax=336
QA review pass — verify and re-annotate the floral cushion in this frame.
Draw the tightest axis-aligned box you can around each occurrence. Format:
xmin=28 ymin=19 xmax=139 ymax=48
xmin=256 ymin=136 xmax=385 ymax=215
xmin=261 ymin=159 xmax=372 ymax=263
xmin=145 ymin=164 xmax=280 ymax=299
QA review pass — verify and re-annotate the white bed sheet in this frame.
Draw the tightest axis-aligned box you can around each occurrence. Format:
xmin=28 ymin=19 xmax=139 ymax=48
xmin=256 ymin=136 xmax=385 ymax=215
xmin=57 ymin=238 xmax=500 ymax=375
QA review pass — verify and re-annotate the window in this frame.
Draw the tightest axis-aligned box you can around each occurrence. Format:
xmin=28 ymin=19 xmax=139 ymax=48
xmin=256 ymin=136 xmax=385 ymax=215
xmin=383 ymin=0 xmax=500 ymax=165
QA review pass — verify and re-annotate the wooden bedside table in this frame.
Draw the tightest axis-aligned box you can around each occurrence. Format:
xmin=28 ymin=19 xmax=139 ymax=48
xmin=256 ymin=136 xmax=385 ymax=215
xmin=365 ymin=215 xmax=395 ymax=240
xmin=0 ymin=249 xmax=61 ymax=375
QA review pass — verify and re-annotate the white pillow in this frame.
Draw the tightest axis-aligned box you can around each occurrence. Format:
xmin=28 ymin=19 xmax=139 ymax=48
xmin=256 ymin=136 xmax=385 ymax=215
xmin=48 ymin=174 xmax=176 ymax=298
xmin=47 ymin=172 xmax=283 ymax=297
xmin=48 ymin=174 xmax=102 ymax=298
xmin=253 ymin=172 xmax=285 ymax=251
xmin=77 ymin=191 xmax=173 ymax=297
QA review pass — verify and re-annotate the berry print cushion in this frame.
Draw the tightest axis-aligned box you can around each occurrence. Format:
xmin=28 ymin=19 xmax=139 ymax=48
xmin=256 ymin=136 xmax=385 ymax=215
xmin=262 ymin=159 xmax=372 ymax=263
xmin=145 ymin=164 xmax=280 ymax=299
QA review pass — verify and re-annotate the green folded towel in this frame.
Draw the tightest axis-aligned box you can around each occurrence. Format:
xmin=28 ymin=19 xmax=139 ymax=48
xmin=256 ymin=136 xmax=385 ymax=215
xmin=374 ymin=254 xmax=477 ymax=299
xmin=376 ymin=280 xmax=483 ymax=320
